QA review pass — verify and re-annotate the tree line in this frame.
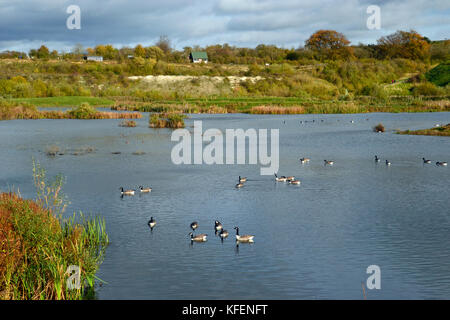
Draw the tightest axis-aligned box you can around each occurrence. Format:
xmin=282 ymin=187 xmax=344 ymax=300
xmin=1 ymin=30 xmax=448 ymax=64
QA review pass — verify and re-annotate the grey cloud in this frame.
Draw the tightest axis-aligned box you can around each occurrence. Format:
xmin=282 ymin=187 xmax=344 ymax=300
xmin=0 ymin=0 xmax=448 ymax=52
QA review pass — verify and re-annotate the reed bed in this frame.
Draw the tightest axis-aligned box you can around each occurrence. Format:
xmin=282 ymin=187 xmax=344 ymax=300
xmin=118 ymin=120 xmax=137 ymax=127
xmin=0 ymin=101 xmax=141 ymax=120
xmin=149 ymin=112 xmax=186 ymax=129
xmin=397 ymin=123 xmax=450 ymax=136
xmin=250 ymin=105 xmax=306 ymax=114
xmin=0 ymin=192 xmax=108 ymax=300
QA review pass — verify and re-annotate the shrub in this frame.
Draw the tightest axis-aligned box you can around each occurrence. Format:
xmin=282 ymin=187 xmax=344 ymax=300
xmin=411 ymin=82 xmax=444 ymax=96
xmin=373 ymin=123 xmax=385 ymax=132
xmin=67 ymin=103 xmax=97 ymax=119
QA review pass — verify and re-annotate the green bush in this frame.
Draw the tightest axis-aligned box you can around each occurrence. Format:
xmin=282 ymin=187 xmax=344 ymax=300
xmin=67 ymin=103 xmax=97 ymax=119
xmin=411 ymin=82 xmax=444 ymax=96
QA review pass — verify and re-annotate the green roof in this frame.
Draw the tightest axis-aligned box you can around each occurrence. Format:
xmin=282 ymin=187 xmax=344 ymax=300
xmin=190 ymin=51 xmax=208 ymax=60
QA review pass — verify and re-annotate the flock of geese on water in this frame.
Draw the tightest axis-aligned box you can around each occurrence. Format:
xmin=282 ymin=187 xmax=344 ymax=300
xmin=234 ymin=155 xmax=447 ymax=189
xmin=145 ymin=218 xmax=254 ymax=244
xmin=118 ymin=155 xmax=447 ymax=244
xmin=119 ymin=187 xmax=254 ymax=244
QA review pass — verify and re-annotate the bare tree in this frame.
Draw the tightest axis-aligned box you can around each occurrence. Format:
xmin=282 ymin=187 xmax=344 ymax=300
xmin=156 ymin=35 xmax=171 ymax=54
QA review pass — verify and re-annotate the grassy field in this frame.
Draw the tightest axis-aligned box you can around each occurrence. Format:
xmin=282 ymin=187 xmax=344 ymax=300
xmin=10 ymin=96 xmax=114 ymax=107
xmin=111 ymin=95 xmax=450 ymax=114
xmin=397 ymin=123 xmax=450 ymax=136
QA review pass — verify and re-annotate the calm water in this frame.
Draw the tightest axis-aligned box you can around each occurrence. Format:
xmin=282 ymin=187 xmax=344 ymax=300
xmin=1 ymin=112 xmax=450 ymax=299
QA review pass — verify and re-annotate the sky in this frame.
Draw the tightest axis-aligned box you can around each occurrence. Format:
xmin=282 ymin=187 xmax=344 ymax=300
xmin=0 ymin=0 xmax=448 ymax=53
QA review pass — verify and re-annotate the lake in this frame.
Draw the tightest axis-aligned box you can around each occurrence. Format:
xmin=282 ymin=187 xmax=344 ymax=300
xmin=1 ymin=112 xmax=449 ymax=299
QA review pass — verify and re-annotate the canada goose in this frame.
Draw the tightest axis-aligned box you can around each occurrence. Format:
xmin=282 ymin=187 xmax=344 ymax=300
xmin=386 ymin=160 xmax=391 ymax=166
xmin=190 ymin=221 xmax=198 ymax=231
xmin=148 ymin=217 xmax=156 ymax=230
xmin=214 ymin=220 xmax=223 ymax=232
xmin=139 ymin=186 xmax=152 ymax=193
xmin=375 ymin=155 xmax=380 ymax=162
xmin=239 ymin=176 xmax=247 ymax=183
xmin=120 ymin=187 xmax=135 ymax=196
xmin=422 ymin=158 xmax=431 ymax=164
xmin=234 ymin=227 xmax=254 ymax=242
xmin=189 ymin=232 xmax=207 ymax=242
xmin=219 ymin=229 xmax=229 ymax=239
xmin=274 ymin=173 xmax=287 ymax=182
xmin=436 ymin=161 xmax=448 ymax=166
xmin=289 ymin=179 xmax=301 ymax=185
xmin=300 ymin=157 xmax=310 ymax=163
xmin=235 ymin=181 xmax=244 ymax=188
xmin=324 ymin=160 xmax=334 ymax=165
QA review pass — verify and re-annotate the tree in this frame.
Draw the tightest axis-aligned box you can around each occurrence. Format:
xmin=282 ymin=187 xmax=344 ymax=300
xmin=30 ymin=45 xmax=50 ymax=59
xmin=305 ymin=30 xmax=354 ymax=60
xmin=156 ymin=35 xmax=171 ymax=54
xmin=377 ymin=30 xmax=431 ymax=60
xmin=145 ymin=46 xmax=165 ymax=60
xmin=134 ymin=44 xmax=146 ymax=57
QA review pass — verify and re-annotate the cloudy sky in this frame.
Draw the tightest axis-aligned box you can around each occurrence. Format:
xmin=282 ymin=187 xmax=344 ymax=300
xmin=0 ymin=0 xmax=448 ymax=52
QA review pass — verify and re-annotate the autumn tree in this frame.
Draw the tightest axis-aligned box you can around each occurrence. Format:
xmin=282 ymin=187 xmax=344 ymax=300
xmin=377 ymin=30 xmax=431 ymax=60
xmin=305 ymin=30 xmax=354 ymax=60
xmin=134 ymin=44 xmax=146 ymax=57
xmin=29 ymin=45 xmax=50 ymax=59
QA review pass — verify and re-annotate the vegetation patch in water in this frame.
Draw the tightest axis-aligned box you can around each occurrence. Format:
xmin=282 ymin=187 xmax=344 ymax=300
xmin=0 ymin=100 xmax=141 ymax=120
xmin=149 ymin=112 xmax=186 ymax=128
xmin=397 ymin=123 xmax=450 ymax=136
xmin=118 ymin=120 xmax=137 ymax=127
xmin=373 ymin=123 xmax=385 ymax=132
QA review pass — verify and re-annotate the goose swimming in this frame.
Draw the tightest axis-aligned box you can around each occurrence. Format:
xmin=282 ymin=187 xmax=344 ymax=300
xmin=120 ymin=187 xmax=135 ymax=196
xmin=189 ymin=232 xmax=207 ymax=242
xmin=234 ymin=227 xmax=254 ymax=242
xmin=148 ymin=217 xmax=156 ymax=230
xmin=274 ymin=173 xmax=287 ymax=182
xmin=190 ymin=221 xmax=199 ymax=231
xmin=139 ymin=186 xmax=152 ymax=193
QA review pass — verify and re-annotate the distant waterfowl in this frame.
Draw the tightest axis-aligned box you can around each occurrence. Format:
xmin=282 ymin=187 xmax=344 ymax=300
xmin=235 ymin=181 xmax=244 ymax=188
xmin=286 ymin=176 xmax=295 ymax=181
xmin=139 ymin=186 xmax=152 ymax=193
xmin=324 ymin=160 xmax=334 ymax=165
xmin=300 ymin=157 xmax=310 ymax=163
xmin=239 ymin=176 xmax=247 ymax=183
xmin=386 ymin=160 xmax=391 ymax=166
xmin=436 ymin=161 xmax=448 ymax=166
xmin=189 ymin=232 xmax=207 ymax=242
xmin=190 ymin=221 xmax=199 ymax=231
xmin=375 ymin=155 xmax=380 ymax=162
xmin=422 ymin=158 xmax=431 ymax=164
xmin=219 ymin=229 xmax=229 ymax=240
xmin=289 ymin=179 xmax=301 ymax=185
xmin=234 ymin=227 xmax=254 ymax=242
xmin=120 ymin=187 xmax=135 ymax=196
xmin=214 ymin=220 xmax=223 ymax=232
xmin=274 ymin=173 xmax=287 ymax=182
xmin=148 ymin=217 xmax=156 ymax=230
